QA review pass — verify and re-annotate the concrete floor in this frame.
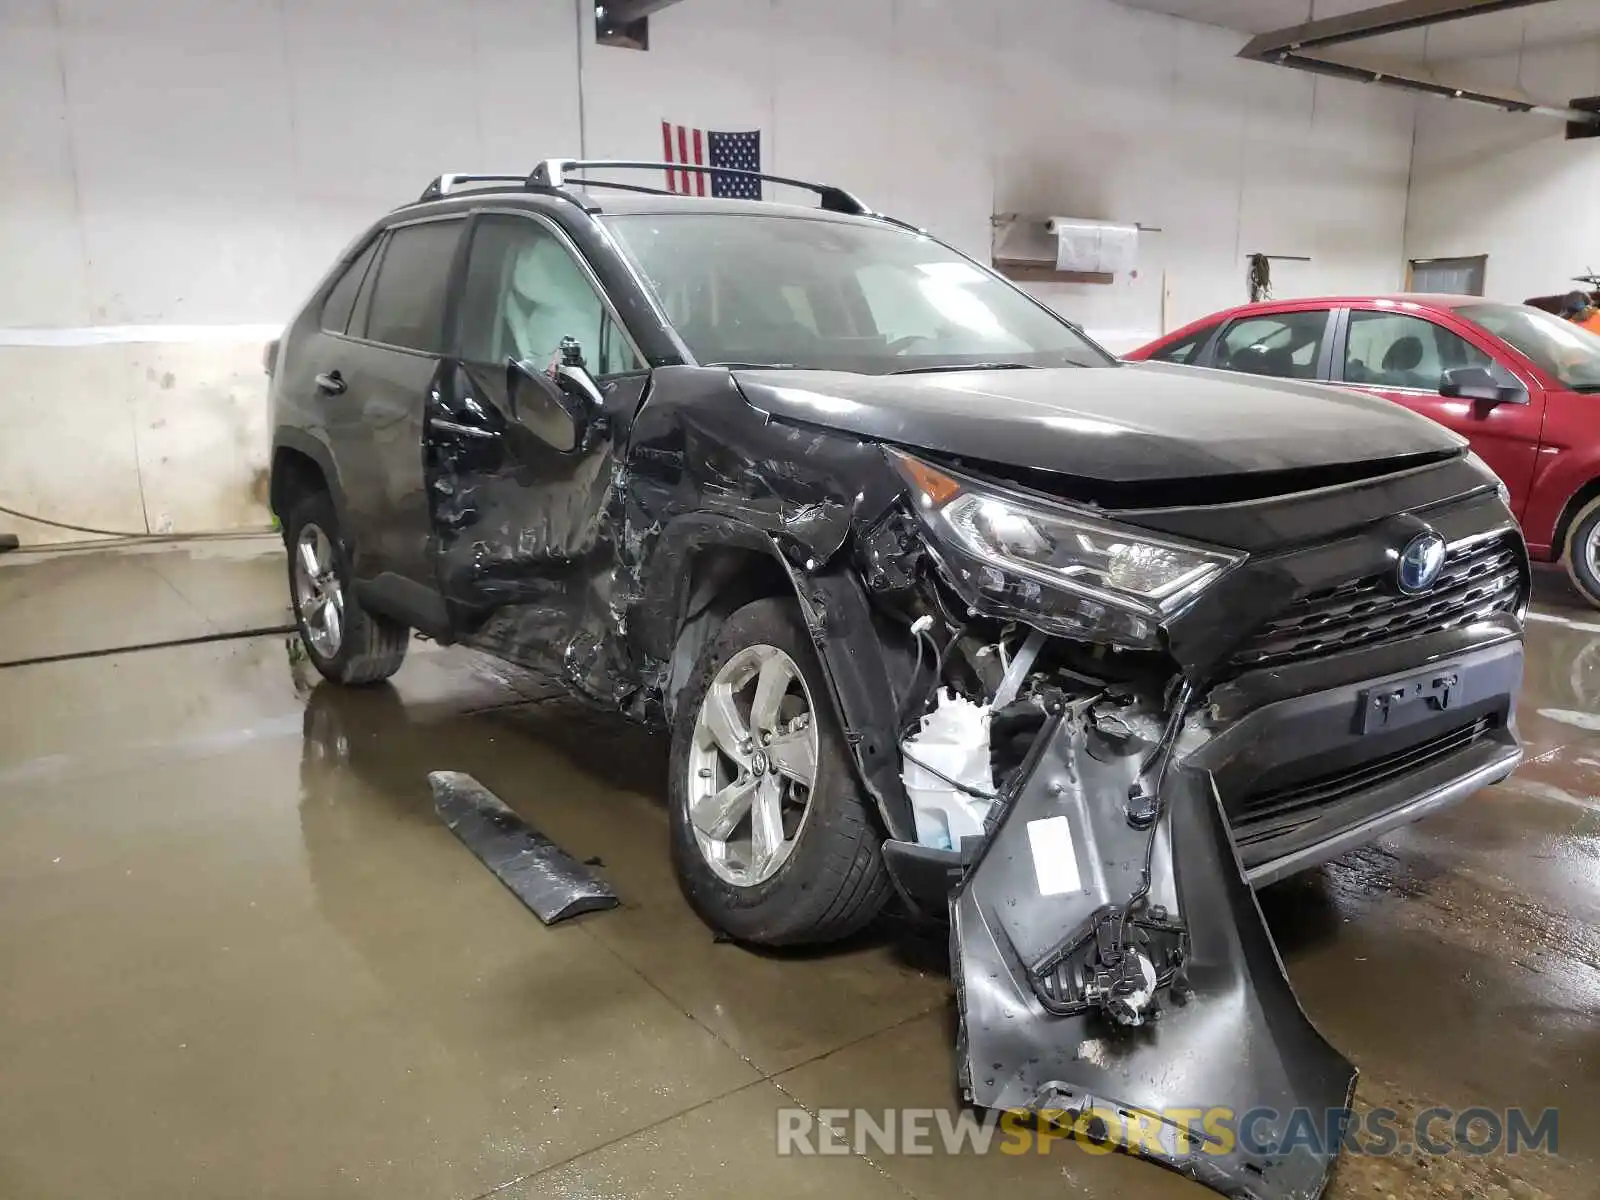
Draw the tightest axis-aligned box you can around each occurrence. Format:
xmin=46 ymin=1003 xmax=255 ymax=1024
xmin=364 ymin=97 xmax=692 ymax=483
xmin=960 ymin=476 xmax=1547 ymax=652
xmin=0 ymin=537 xmax=1595 ymax=1199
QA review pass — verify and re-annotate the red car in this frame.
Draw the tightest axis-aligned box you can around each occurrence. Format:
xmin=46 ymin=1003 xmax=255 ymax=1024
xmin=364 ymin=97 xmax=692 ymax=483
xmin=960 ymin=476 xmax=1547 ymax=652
xmin=1129 ymin=295 xmax=1600 ymax=605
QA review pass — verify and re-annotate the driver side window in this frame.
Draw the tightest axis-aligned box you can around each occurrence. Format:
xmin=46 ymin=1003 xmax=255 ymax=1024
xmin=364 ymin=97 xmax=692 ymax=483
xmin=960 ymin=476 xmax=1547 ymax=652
xmin=1342 ymin=310 xmax=1504 ymax=391
xmin=456 ymin=214 xmax=642 ymax=376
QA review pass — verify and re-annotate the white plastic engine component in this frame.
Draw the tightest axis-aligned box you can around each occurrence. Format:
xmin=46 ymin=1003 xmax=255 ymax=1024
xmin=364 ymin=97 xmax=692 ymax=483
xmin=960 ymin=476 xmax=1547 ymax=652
xmin=901 ymin=689 xmax=997 ymax=851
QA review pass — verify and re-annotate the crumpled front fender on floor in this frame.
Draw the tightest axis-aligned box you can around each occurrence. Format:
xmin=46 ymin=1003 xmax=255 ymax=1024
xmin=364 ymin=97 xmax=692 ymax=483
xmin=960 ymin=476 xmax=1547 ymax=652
xmin=952 ymin=713 xmax=1357 ymax=1199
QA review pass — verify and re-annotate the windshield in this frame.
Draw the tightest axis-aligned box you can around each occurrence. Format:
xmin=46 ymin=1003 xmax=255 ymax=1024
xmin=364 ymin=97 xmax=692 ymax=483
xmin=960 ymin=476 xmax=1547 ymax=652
xmin=601 ymin=213 xmax=1114 ymax=374
xmin=1457 ymin=302 xmax=1600 ymax=391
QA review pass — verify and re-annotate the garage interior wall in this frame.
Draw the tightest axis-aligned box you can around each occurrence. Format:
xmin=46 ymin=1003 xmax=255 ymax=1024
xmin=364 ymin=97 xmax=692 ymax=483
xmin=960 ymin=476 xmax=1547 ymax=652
xmin=0 ymin=0 xmax=1417 ymax=544
xmin=1405 ymin=40 xmax=1599 ymax=304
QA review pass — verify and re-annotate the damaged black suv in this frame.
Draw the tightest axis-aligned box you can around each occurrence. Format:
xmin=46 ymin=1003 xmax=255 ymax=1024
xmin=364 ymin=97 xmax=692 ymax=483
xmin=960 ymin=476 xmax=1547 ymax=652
xmin=271 ymin=160 xmax=1527 ymax=1196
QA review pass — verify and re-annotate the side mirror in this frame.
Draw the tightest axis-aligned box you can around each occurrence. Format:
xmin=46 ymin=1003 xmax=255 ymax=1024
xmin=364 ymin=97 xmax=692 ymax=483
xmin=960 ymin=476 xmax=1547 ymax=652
xmin=1440 ymin=365 xmax=1524 ymax=406
xmin=506 ymin=344 xmax=607 ymax=453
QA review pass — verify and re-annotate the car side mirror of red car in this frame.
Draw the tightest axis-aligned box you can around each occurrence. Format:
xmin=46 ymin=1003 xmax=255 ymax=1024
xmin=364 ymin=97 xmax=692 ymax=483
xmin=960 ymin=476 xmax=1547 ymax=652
xmin=1440 ymin=366 xmax=1525 ymax=406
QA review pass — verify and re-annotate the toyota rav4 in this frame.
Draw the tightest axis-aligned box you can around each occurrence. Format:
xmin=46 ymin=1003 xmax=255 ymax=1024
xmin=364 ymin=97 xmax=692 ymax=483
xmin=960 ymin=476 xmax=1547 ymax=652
xmin=268 ymin=159 xmax=1527 ymax=1199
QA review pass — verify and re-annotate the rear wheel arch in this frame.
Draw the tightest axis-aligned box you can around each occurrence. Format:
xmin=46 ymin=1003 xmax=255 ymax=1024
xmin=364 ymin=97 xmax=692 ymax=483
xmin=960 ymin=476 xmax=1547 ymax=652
xmin=270 ymin=433 xmax=346 ymax=530
xmin=270 ymin=446 xmax=325 ymax=519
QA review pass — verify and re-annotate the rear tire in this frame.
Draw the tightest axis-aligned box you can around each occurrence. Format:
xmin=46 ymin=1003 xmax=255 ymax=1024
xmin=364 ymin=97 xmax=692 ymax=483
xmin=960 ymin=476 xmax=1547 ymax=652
xmin=285 ymin=490 xmax=409 ymax=686
xmin=1564 ymin=495 xmax=1600 ymax=609
xmin=667 ymin=597 xmax=891 ymax=946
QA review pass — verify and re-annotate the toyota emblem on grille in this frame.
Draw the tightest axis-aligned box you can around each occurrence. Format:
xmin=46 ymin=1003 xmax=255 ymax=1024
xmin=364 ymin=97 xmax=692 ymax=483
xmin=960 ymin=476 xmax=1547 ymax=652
xmin=1397 ymin=531 xmax=1446 ymax=594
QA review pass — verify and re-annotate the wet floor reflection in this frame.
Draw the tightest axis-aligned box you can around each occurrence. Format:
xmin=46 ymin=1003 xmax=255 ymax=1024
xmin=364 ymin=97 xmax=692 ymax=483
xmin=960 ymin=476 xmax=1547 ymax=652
xmin=1 ymin=548 xmax=1597 ymax=1197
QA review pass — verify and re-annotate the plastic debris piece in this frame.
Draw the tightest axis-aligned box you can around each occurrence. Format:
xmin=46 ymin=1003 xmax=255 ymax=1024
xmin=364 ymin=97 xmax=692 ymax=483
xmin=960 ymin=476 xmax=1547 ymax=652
xmin=429 ymin=770 xmax=619 ymax=924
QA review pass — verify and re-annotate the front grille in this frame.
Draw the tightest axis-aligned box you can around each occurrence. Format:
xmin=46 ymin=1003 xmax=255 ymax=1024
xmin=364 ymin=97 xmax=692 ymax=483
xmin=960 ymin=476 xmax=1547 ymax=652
xmin=1231 ymin=533 xmax=1522 ymax=671
xmin=1233 ymin=715 xmax=1496 ymax=843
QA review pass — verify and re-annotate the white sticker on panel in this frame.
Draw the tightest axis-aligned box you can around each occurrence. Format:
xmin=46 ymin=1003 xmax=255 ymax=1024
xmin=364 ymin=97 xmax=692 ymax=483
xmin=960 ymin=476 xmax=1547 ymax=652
xmin=1026 ymin=815 xmax=1083 ymax=897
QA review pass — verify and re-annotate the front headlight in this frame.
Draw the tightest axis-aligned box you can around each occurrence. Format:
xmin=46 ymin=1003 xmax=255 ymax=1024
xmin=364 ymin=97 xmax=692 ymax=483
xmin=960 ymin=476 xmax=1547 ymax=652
xmin=891 ymin=451 xmax=1243 ymax=647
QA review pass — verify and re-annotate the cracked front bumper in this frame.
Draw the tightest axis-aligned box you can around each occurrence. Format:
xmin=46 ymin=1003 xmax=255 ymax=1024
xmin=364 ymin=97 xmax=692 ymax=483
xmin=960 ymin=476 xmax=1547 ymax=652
xmin=946 ymin=635 xmax=1523 ymax=1198
xmin=952 ymin=713 xmax=1357 ymax=1199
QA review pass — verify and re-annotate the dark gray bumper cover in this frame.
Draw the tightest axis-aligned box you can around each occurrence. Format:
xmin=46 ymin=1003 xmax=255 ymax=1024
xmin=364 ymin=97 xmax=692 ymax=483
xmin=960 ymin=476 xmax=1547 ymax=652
xmin=952 ymin=717 xmax=1357 ymax=1199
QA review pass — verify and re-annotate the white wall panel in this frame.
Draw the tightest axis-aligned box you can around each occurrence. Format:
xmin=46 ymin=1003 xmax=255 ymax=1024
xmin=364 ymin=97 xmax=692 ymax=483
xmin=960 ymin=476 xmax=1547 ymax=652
xmin=0 ymin=0 xmax=1417 ymax=542
xmin=1406 ymin=45 xmax=1600 ymax=305
xmin=59 ymin=0 xmax=299 ymax=324
xmin=0 ymin=1 xmax=95 ymax=328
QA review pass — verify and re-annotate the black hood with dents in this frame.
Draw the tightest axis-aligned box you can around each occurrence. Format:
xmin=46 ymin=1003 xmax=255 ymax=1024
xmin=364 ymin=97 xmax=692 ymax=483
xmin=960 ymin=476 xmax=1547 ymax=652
xmin=731 ymin=361 xmax=1464 ymax=484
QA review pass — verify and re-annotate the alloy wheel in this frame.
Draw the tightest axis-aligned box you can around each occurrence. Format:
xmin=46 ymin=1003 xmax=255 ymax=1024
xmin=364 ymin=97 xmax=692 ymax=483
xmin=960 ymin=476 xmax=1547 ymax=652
xmin=686 ymin=643 xmax=819 ymax=887
xmin=293 ymin=523 xmax=345 ymax=659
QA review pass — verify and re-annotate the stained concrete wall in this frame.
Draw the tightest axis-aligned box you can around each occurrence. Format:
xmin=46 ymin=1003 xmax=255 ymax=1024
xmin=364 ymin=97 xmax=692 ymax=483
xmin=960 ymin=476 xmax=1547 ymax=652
xmin=1 ymin=0 xmax=1417 ymax=543
xmin=1405 ymin=37 xmax=1600 ymax=306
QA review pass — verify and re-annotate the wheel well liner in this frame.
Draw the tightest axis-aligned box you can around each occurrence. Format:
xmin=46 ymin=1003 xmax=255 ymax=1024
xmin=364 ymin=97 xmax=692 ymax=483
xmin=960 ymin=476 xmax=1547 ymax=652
xmin=663 ymin=544 xmax=795 ymax=717
xmin=644 ymin=515 xmax=915 ymax=842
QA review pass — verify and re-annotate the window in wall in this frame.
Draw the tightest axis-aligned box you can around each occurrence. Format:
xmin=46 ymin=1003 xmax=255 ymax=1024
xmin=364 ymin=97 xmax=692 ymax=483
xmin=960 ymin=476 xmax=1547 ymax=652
xmin=363 ymin=219 xmax=464 ymax=353
xmin=1150 ymin=323 xmax=1220 ymax=365
xmin=456 ymin=214 xmax=642 ymax=375
xmin=1408 ymin=256 xmax=1487 ymax=297
xmin=321 ymin=238 xmax=380 ymax=335
xmin=1343 ymin=310 xmax=1502 ymax=391
xmin=1215 ymin=311 xmax=1329 ymax=379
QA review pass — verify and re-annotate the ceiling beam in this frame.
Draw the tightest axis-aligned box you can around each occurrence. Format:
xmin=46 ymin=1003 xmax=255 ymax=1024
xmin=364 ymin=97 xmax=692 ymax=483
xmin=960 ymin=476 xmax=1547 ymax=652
xmin=1238 ymin=0 xmax=1553 ymax=58
xmin=599 ymin=0 xmax=686 ymax=26
xmin=1236 ymin=0 xmax=1600 ymax=126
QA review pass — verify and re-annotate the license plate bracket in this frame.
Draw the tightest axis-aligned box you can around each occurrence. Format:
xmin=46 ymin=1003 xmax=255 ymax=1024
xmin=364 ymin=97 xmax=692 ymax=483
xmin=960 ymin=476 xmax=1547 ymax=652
xmin=1357 ymin=667 xmax=1460 ymax=734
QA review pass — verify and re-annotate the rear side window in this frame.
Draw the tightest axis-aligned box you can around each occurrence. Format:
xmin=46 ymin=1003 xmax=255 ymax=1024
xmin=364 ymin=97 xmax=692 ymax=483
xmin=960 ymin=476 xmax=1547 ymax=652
xmin=1150 ymin=323 xmax=1219 ymax=364
xmin=1215 ymin=311 xmax=1328 ymax=379
xmin=362 ymin=219 xmax=464 ymax=353
xmin=320 ymin=238 xmax=380 ymax=334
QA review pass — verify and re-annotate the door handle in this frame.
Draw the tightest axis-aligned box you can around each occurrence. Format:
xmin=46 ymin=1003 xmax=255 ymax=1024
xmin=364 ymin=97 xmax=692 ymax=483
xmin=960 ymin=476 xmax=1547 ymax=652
xmin=432 ymin=418 xmax=496 ymax=440
xmin=315 ymin=370 xmax=346 ymax=395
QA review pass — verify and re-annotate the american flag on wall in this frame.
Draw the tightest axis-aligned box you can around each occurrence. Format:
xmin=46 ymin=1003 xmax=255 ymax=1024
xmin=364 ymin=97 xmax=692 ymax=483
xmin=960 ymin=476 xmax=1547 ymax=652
xmin=661 ymin=122 xmax=762 ymax=198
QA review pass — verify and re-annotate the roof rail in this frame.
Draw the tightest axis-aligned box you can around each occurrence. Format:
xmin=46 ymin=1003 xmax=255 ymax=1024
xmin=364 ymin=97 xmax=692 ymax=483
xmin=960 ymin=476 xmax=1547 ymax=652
xmin=528 ymin=159 xmax=872 ymax=216
xmin=418 ymin=173 xmax=528 ymax=202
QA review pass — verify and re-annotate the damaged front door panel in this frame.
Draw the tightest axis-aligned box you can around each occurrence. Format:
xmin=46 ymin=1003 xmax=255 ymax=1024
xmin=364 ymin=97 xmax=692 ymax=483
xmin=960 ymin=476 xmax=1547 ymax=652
xmin=952 ymin=710 xmax=1356 ymax=1199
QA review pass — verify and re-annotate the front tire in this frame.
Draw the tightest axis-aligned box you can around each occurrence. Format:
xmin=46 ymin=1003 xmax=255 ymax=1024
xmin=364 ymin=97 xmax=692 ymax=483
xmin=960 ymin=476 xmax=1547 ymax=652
xmin=1564 ymin=495 xmax=1600 ymax=609
xmin=285 ymin=490 xmax=409 ymax=686
xmin=667 ymin=597 xmax=891 ymax=946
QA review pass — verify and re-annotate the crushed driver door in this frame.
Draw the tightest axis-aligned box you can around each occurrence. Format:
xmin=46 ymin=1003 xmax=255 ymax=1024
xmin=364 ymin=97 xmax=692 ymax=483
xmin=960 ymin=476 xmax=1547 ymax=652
xmin=424 ymin=210 xmax=649 ymax=696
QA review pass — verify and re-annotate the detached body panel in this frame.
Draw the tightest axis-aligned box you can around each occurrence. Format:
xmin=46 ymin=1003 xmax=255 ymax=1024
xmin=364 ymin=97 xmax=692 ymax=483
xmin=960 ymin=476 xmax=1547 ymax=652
xmin=953 ymin=716 xmax=1357 ymax=1199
